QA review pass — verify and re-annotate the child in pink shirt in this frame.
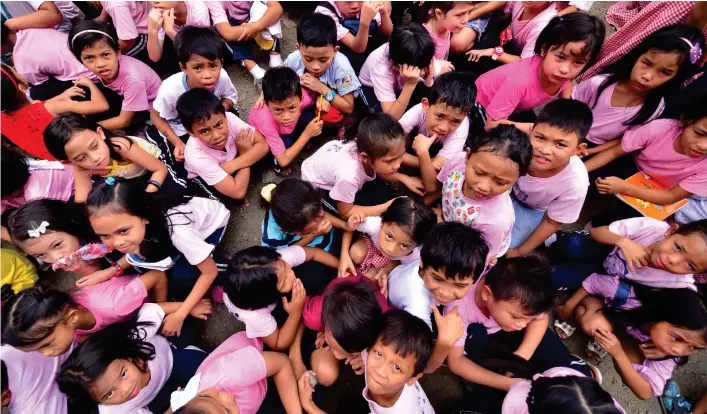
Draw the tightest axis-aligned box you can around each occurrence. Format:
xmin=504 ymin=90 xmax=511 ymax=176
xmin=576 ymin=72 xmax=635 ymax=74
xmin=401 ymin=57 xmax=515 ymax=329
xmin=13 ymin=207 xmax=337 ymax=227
xmin=146 ymin=0 xmax=212 ymax=64
xmin=422 ymin=2 xmax=474 ymax=60
xmin=99 ymin=1 xmax=151 ymax=58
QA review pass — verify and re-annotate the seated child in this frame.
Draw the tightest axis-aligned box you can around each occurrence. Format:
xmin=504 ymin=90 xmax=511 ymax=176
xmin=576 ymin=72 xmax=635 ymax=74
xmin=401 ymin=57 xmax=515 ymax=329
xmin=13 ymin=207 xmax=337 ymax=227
xmin=399 ymin=71 xmax=476 ymax=170
xmin=0 ymin=63 xmax=109 ymax=159
xmin=422 ymin=1 xmax=475 ymax=60
xmin=417 ymin=124 xmax=532 ymax=260
xmin=150 ymin=25 xmax=239 ymax=163
xmin=169 ymin=331 xmax=300 ymax=414
xmin=69 ymin=21 xmax=162 ymax=131
xmin=208 ymin=0 xmax=284 ymax=83
xmin=314 ymin=1 xmax=393 ymax=72
xmin=285 ymin=12 xmax=362 ymax=135
xmin=146 ymin=1 xmax=212 ymax=63
xmin=302 ymin=113 xmax=423 ymax=218
xmin=223 ymin=244 xmax=338 ymax=351
xmin=178 ymin=88 xmax=268 ymax=203
xmin=0 ymin=248 xmax=38 ymax=296
xmin=44 ymin=113 xmax=184 ymax=203
xmin=507 ymin=99 xmax=592 ymax=257
xmin=248 ymin=67 xmax=320 ymax=177
xmin=2 ymin=1 xmax=78 ymax=33
xmin=99 ymin=1 xmax=151 ymax=58
xmin=359 ymin=23 xmax=438 ymax=120
xmin=450 ymin=2 xmax=507 ymax=54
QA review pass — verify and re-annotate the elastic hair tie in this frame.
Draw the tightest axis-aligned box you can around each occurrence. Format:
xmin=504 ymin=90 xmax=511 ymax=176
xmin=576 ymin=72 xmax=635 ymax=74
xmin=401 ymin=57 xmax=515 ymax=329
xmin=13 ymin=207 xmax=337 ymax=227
xmin=680 ymin=37 xmax=703 ymax=64
xmin=70 ymin=29 xmax=114 ymax=48
xmin=1 ymin=67 xmax=19 ymax=91
xmin=105 ymin=177 xmax=116 ymax=186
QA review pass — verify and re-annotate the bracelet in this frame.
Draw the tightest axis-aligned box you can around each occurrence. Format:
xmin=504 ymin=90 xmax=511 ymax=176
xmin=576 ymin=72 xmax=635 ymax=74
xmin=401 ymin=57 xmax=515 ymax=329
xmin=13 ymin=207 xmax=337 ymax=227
xmin=146 ymin=180 xmax=162 ymax=190
xmin=112 ymin=261 xmax=124 ymax=277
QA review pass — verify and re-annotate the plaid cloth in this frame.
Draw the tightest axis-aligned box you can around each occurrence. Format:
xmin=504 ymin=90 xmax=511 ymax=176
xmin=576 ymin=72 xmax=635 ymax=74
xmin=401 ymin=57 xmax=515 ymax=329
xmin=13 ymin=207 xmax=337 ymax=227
xmin=358 ymin=235 xmax=391 ymax=275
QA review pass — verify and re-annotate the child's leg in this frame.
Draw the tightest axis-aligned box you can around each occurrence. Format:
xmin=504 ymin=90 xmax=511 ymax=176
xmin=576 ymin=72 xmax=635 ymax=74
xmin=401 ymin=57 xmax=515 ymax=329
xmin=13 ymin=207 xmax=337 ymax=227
xmin=348 ymin=237 xmax=369 ymax=267
xmin=450 ymin=27 xmax=478 ymax=53
xmin=576 ymin=297 xmax=613 ymax=336
xmin=310 ymin=348 xmax=340 ymax=387
xmin=139 ymin=270 xmax=168 ymax=303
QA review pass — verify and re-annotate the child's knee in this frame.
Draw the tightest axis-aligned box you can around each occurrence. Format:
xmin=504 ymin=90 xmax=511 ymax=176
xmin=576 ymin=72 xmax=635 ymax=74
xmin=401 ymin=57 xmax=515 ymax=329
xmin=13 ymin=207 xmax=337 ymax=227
xmin=578 ymin=308 xmax=611 ymax=336
xmin=349 ymin=238 xmax=368 ymax=265
xmin=450 ymin=28 xmax=476 ymax=53
xmin=311 ymin=349 xmax=339 ymax=386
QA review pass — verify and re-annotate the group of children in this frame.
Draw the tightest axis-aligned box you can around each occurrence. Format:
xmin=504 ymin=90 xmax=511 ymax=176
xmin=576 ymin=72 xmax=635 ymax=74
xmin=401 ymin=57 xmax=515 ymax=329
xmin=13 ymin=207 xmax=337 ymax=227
xmin=1 ymin=1 xmax=707 ymax=414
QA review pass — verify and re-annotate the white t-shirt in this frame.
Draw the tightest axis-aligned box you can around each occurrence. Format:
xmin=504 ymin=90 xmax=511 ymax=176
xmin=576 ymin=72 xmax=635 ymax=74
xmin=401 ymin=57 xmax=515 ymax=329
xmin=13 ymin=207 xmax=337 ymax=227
xmin=168 ymin=197 xmax=231 ymax=265
xmin=387 ymin=260 xmax=436 ymax=330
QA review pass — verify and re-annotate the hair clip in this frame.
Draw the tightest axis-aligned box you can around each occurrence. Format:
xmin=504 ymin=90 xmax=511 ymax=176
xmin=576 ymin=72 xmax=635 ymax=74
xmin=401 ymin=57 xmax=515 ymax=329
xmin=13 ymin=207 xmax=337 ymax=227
xmin=28 ymin=221 xmax=50 ymax=238
xmin=680 ymin=37 xmax=703 ymax=64
xmin=105 ymin=177 xmax=116 ymax=186
xmin=170 ymin=373 xmax=201 ymax=411
xmin=261 ymin=183 xmax=277 ymax=202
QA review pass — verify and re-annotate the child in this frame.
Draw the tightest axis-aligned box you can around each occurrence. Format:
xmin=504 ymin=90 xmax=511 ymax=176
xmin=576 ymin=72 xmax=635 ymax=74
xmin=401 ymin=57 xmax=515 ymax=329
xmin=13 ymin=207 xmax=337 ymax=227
xmin=178 ymin=88 xmax=269 ymax=203
xmin=507 ymin=100 xmax=592 ymax=258
xmin=69 ymin=21 xmax=162 ymax=131
xmin=422 ymin=2 xmax=475 ymax=60
xmin=150 ymin=25 xmax=239 ymax=163
xmin=44 ymin=113 xmax=183 ymax=203
xmin=248 ymin=67 xmax=320 ymax=177
xmin=339 ymin=197 xmax=436 ymax=281
xmin=208 ymin=0 xmax=284 ymax=83
xmin=146 ymin=1 xmax=212 ymax=64
xmin=168 ymin=331 xmax=301 ymax=414
xmin=417 ymin=124 xmax=532 ymax=260
xmin=450 ymin=2 xmax=508 ymax=54
xmin=285 ymin=13 xmax=362 ymax=133
xmin=399 ymin=71 xmax=476 ymax=170
xmin=573 ymin=25 xmax=704 ymax=157
xmin=0 ymin=248 xmax=38 ymax=296
xmin=473 ymin=13 xmax=605 ymax=133
xmin=0 ymin=63 xmax=109 ymax=160
xmin=56 ymin=303 xmax=208 ymax=413
xmin=359 ymin=23 xmax=438 ymax=120
xmin=85 ymin=178 xmax=230 ymax=337
xmin=223 ymin=245 xmax=338 ymax=351
xmin=99 ymin=1 xmax=151 ymax=58
xmin=302 ymin=113 xmax=424 ymax=218
xmin=2 ymin=1 xmax=78 ymax=33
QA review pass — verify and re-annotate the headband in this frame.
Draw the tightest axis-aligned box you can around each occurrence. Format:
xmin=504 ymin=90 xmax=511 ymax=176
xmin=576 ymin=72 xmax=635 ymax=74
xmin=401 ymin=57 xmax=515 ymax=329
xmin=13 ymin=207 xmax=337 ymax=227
xmin=70 ymin=29 xmax=113 ymax=48
xmin=170 ymin=373 xmax=201 ymax=411
xmin=1 ymin=67 xmax=19 ymax=91
xmin=680 ymin=37 xmax=703 ymax=65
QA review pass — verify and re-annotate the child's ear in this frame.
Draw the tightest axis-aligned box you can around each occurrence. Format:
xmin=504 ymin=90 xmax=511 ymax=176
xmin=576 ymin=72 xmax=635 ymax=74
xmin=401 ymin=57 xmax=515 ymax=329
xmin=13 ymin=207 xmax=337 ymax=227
xmin=96 ymin=127 xmax=106 ymax=140
xmin=295 ymin=42 xmax=300 ymax=50
xmin=65 ymin=308 xmax=80 ymax=326
xmin=421 ymin=98 xmax=430 ymax=112
xmin=360 ymin=152 xmax=371 ymax=166
xmin=179 ymin=62 xmax=187 ymax=72
xmin=481 ymin=285 xmax=492 ymax=302
xmin=334 ymin=45 xmax=340 ymax=53
xmin=666 ymin=223 xmax=679 ymax=237
xmin=464 ymin=147 xmax=471 ymax=161
xmin=574 ymin=143 xmax=588 ymax=157
xmin=407 ymin=372 xmax=424 ymax=386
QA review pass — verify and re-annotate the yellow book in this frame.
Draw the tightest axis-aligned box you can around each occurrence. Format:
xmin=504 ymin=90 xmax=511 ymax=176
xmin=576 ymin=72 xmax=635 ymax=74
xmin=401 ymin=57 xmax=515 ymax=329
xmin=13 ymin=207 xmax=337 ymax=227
xmin=616 ymin=172 xmax=688 ymax=221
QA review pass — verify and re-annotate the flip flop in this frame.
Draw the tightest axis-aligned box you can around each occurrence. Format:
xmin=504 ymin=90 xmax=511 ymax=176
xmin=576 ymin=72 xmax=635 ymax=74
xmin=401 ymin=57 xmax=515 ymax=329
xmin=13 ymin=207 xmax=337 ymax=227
xmin=554 ymin=320 xmax=577 ymax=340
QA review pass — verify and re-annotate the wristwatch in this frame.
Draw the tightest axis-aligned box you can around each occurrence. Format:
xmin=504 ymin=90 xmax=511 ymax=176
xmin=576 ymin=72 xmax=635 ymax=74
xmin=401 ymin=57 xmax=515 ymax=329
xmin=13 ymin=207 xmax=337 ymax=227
xmin=324 ymin=90 xmax=336 ymax=102
xmin=491 ymin=46 xmax=504 ymax=61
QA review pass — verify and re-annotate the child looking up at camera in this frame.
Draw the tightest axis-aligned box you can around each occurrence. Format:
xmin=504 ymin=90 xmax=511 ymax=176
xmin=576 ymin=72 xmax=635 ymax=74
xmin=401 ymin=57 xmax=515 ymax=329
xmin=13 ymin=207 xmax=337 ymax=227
xmin=422 ymin=1 xmax=475 ymax=60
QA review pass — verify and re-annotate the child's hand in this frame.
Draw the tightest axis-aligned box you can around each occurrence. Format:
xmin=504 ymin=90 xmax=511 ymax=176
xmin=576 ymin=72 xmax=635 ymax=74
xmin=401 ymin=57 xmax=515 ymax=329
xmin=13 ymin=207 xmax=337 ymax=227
xmin=315 ymin=331 xmax=328 ymax=349
xmin=148 ymin=8 xmax=164 ymax=33
xmin=504 ymin=248 xmax=521 ymax=258
xmin=466 ymin=48 xmax=494 ymax=62
xmin=380 ymin=1 xmax=392 ymax=16
xmin=316 ymin=97 xmax=331 ymax=114
xmin=431 ymin=305 xmax=465 ymax=347
xmin=174 ymin=141 xmax=186 ymax=162
xmin=432 ymin=205 xmax=443 ymax=223
xmin=346 ymin=213 xmax=366 ymax=231
xmin=431 ymin=156 xmax=447 ymax=171
xmin=298 ymin=371 xmax=317 ymax=409
xmin=360 ymin=1 xmax=382 ymax=25
xmin=283 ymin=278 xmax=306 ymax=315
xmin=303 ymin=118 xmax=324 ymax=139
xmin=595 ymin=176 xmax=628 ymax=195
xmin=162 ymin=8 xmax=176 ymax=35
xmin=412 ymin=133 xmax=436 ymax=155
xmin=593 ymin=328 xmax=623 ymax=357
xmin=74 ymin=76 xmax=94 ymax=88
xmin=237 ymin=22 xmax=260 ymax=42
xmin=423 ymin=61 xmax=435 ymax=86
xmin=76 ymin=267 xmax=115 ymax=288
xmin=639 ymin=342 xmax=667 ymax=360
xmin=345 ymin=353 xmax=365 ymax=375
xmin=616 ymin=238 xmax=650 ymax=272
xmin=59 ymin=85 xmax=87 ymax=101
xmin=188 ymin=299 xmax=213 ymax=320
xmin=253 ymin=93 xmax=265 ymax=109
xmin=161 ymin=312 xmax=185 ymax=337
xmin=236 ymin=128 xmax=256 ymax=153
xmin=338 ymin=252 xmax=357 ymax=278
xmin=300 ymin=74 xmax=328 ymax=95
xmin=400 ymin=64 xmax=422 ymax=86
xmin=54 ymin=252 xmax=87 ymax=273
xmin=438 ymin=60 xmax=455 ymax=74
xmin=314 ymin=219 xmax=333 ymax=237
xmin=374 ymin=268 xmax=389 ymax=298
xmin=400 ymin=175 xmax=426 ymax=196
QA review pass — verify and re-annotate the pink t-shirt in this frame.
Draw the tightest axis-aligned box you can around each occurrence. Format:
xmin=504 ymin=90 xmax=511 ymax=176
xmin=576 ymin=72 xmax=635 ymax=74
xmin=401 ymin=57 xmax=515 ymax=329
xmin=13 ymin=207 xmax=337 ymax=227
xmin=572 ymin=75 xmax=664 ymax=145
xmin=185 ymin=112 xmax=254 ymax=185
xmin=13 ymin=28 xmax=94 ymax=85
xmin=399 ymin=103 xmax=469 ymax=160
xmin=247 ymin=88 xmax=314 ymax=156
xmin=0 ymin=164 xmax=75 ymax=215
xmin=447 ymin=281 xmax=501 ymax=347
xmin=512 ymin=156 xmax=589 ymax=223
xmin=208 ymin=1 xmax=253 ymax=25
xmin=504 ymin=1 xmax=557 ymax=59
xmin=355 ymin=216 xmax=421 ymax=264
xmin=301 ymin=140 xmax=376 ymax=204
xmin=72 ymin=274 xmax=149 ymax=336
xmin=103 ymin=55 xmax=161 ymax=112
xmin=101 ymin=1 xmax=151 ymax=39
xmin=168 ymin=197 xmax=231 ymax=265
xmin=424 ymin=23 xmax=451 ymax=60
xmin=157 ymin=1 xmax=212 ymax=40
xmin=359 ymin=44 xmax=409 ymax=103
xmin=438 ymin=154 xmax=514 ymax=258
xmin=475 ymin=56 xmax=569 ymax=121
xmin=314 ymin=1 xmax=383 ymax=41
xmin=195 ymin=332 xmax=267 ymax=414
xmin=621 ymin=119 xmax=707 ymax=196
xmin=582 ymin=274 xmax=641 ymax=310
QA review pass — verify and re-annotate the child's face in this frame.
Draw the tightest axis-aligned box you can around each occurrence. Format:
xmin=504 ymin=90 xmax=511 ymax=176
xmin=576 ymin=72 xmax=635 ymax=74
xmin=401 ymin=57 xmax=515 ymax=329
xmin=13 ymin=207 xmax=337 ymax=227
xmin=152 ymin=1 xmax=180 ymax=11
xmin=181 ymin=54 xmax=223 ymax=92
xmin=678 ymin=117 xmax=707 ymax=159
xmin=463 ymin=149 xmax=520 ymax=200
xmin=650 ymin=230 xmax=707 ymax=274
xmin=529 ymin=123 xmax=583 ymax=172
xmin=481 ymin=286 xmax=539 ymax=332
xmin=366 ymin=338 xmax=422 ymax=396
xmin=183 ymin=388 xmax=241 ymax=414
xmin=377 ymin=223 xmax=415 ymax=259
xmin=189 ymin=112 xmax=230 ymax=150
xmin=420 ymin=265 xmax=473 ymax=306
xmin=267 ymin=96 xmax=302 ymax=126
xmin=362 ymin=139 xmax=406 ymax=177
xmin=275 ymin=260 xmax=297 ymax=293
xmin=64 ymin=128 xmax=112 ymax=171
xmin=422 ymin=99 xmax=468 ymax=138
xmin=80 ymin=39 xmax=119 ymax=82
xmin=18 ymin=310 xmax=78 ymax=357
xmin=324 ymin=329 xmax=352 ymax=360
xmin=298 ymin=44 xmax=338 ymax=78
xmin=434 ymin=3 xmax=474 ymax=34
xmin=296 ymin=209 xmax=326 ymax=237
xmin=89 ymin=358 xmax=150 ymax=405
xmin=336 ymin=1 xmax=362 ymax=18
xmin=649 ymin=322 xmax=706 ymax=357
xmin=19 ymin=231 xmax=81 ymax=264
xmin=629 ymin=49 xmax=680 ymax=94
xmin=90 ymin=211 xmax=147 ymax=255
xmin=540 ymin=42 xmax=590 ymax=85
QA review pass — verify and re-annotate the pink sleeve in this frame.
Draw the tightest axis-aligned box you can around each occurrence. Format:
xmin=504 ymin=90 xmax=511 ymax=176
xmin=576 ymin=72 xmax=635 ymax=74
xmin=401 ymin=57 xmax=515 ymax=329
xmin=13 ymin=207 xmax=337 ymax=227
xmin=248 ymin=106 xmax=286 ymax=156
xmin=582 ymin=274 xmax=618 ymax=298
xmin=279 ymin=246 xmax=307 ymax=268
xmin=620 ymin=123 xmax=651 ymax=153
xmin=399 ymin=104 xmax=422 ymax=134
xmin=370 ymin=64 xmax=399 ymax=103
xmin=329 ymin=177 xmax=361 ymax=204
xmin=211 ymin=346 xmax=268 ymax=387
xmin=633 ymin=358 xmax=677 ymax=396
xmin=520 ymin=26 xmax=543 ymax=59
xmin=501 ymin=380 xmax=533 ymax=413
xmin=571 ymin=76 xmax=603 ymax=106
xmin=207 ymin=1 xmax=229 ymax=25
xmin=74 ymin=275 xmax=148 ymax=329
xmin=107 ymin=4 xmax=139 ymax=40
xmin=187 ymin=2 xmax=212 ymax=27
xmin=227 ymin=112 xmax=254 ymax=139
xmin=315 ymin=6 xmax=349 ymax=41
xmin=477 ymin=217 xmax=513 ymax=258
xmin=483 ymin=81 xmax=524 ymax=121
xmin=186 ymin=149 xmax=228 ymax=186
xmin=437 ymin=154 xmax=463 ymax=183
xmin=678 ymin=170 xmax=707 ymax=195
xmin=241 ymin=309 xmax=278 ymax=339
xmin=120 ymin=81 xmax=150 ymax=112
xmin=608 ymin=217 xmax=668 ymax=241
xmin=546 ymin=185 xmax=587 ymax=223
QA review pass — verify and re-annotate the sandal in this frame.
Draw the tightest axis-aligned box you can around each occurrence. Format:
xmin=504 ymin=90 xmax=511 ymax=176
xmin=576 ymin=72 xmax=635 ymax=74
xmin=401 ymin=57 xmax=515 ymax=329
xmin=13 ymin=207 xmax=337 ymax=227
xmin=586 ymin=338 xmax=608 ymax=359
xmin=273 ymin=165 xmax=294 ymax=178
xmin=554 ymin=320 xmax=576 ymax=340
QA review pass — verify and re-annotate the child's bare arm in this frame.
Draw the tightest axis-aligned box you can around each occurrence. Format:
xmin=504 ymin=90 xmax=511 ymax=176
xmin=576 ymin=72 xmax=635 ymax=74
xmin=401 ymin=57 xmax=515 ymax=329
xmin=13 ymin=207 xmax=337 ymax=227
xmin=426 ymin=306 xmax=465 ymax=373
xmin=5 ymin=1 xmax=62 ymax=31
xmin=263 ymin=351 xmax=304 ymax=414
xmin=98 ymin=110 xmax=136 ymax=131
xmin=139 ymin=270 xmax=168 ymax=302
xmin=593 ymin=329 xmax=654 ymax=400
xmin=161 ymin=257 xmax=219 ymax=336
xmin=220 ymin=130 xmax=270 ymax=173
xmin=556 ymin=286 xmax=590 ymax=321
xmin=338 ymin=229 xmax=356 ymax=277
xmin=598 ymin=179 xmax=691 ymax=205
xmin=275 ymin=118 xmax=323 ymax=168
xmin=263 ymin=279 xmax=305 ymax=350
xmin=303 ymin=247 xmax=340 ymax=269
xmin=447 ymin=346 xmax=522 ymax=391
xmin=115 ymin=139 xmax=168 ymax=192
xmin=514 ymin=315 xmax=548 ymax=360
xmin=73 ymin=168 xmax=94 ymax=203
xmin=149 ymin=109 xmax=185 ymax=161
xmin=586 ymin=139 xmax=621 ymax=156
xmin=47 ymin=78 xmax=110 ymax=116
xmin=339 ymin=199 xmax=395 ymax=220
xmin=584 ymin=143 xmax=628 ymax=172
xmin=213 ymin=168 xmax=250 ymax=200
xmin=508 ymin=214 xmax=561 ymax=257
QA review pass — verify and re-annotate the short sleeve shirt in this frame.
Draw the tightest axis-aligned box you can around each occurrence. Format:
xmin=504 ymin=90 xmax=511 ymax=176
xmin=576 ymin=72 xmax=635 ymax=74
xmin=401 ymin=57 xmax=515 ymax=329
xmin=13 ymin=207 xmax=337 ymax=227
xmin=285 ymin=50 xmax=361 ymax=97
xmin=358 ymin=44 xmax=408 ymax=102
xmin=247 ymin=89 xmax=314 ymax=156
xmin=103 ymin=55 xmax=161 ymax=112
xmin=314 ymin=1 xmax=382 ymax=41
xmin=387 ymin=260 xmax=436 ymax=330
xmin=101 ymin=1 xmax=151 ymax=39
xmin=399 ymin=103 xmax=469 ymax=160
xmin=73 ymin=275 xmax=149 ymax=335
xmin=168 ymin=198 xmax=230 ymax=265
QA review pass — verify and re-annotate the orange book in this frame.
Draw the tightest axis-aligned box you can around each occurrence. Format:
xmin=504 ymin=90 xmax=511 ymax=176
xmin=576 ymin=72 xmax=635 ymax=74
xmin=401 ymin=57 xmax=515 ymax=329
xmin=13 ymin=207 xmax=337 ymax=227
xmin=616 ymin=172 xmax=688 ymax=221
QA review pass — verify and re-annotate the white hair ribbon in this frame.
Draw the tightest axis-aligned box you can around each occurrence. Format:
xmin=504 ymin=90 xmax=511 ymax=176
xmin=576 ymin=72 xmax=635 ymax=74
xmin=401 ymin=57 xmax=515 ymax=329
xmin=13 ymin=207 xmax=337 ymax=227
xmin=170 ymin=373 xmax=201 ymax=411
xmin=27 ymin=221 xmax=49 ymax=238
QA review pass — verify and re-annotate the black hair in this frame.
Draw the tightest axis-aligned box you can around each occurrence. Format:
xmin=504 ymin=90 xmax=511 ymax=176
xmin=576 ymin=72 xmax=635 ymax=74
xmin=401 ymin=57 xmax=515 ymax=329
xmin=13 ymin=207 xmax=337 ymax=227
xmin=44 ymin=112 xmax=128 ymax=162
xmin=420 ymin=222 xmax=488 ymax=281
xmin=67 ymin=20 xmax=119 ymax=61
xmin=421 ymin=1 xmax=473 ymax=22
xmin=1 ymin=16 xmax=9 ymax=46
xmin=381 ymin=198 xmax=436 ymax=246
xmin=262 ymin=67 xmax=302 ymax=103
xmin=465 ymin=124 xmax=533 ymax=176
xmin=678 ymin=102 xmax=707 ymax=128
xmin=377 ymin=309 xmax=434 ymax=376
xmin=535 ymin=99 xmax=593 ymax=143
xmin=176 ymin=88 xmax=226 ymax=133
xmin=85 ymin=178 xmax=193 ymax=261
xmin=428 ymin=71 xmax=477 ymax=113
xmin=389 ymin=23 xmax=435 ymax=68
xmin=674 ymin=218 xmax=707 ymax=242
xmin=484 ymin=255 xmax=555 ymax=315
xmin=1 ymin=148 xmax=30 ymax=198
xmin=8 ymin=199 xmax=98 ymax=247
xmin=595 ymin=24 xmax=705 ymax=126
xmin=355 ymin=113 xmax=406 ymax=160
xmin=1 ymin=62 xmax=26 ymax=113
xmin=1 ymin=286 xmax=76 ymax=347
xmin=534 ymin=13 xmax=606 ymax=72
xmin=224 ymin=246 xmax=285 ymax=310
xmin=174 ymin=25 xmax=225 ymax=65
xmin=268 ymin=179 xmax=323 ymax=234
xmin=527 ymin=375 xmax=622 ymax=414
xmin=297 ymin=13 xmax=337 ymax=48
xmin=175 ymin=403 xmax=213 ymax=414
xmin=322 ymin=281 xmax=383 ymax=353
xmin=1 ymin=360 xmax=7 ymax=393
xmin=57 ymin=318 xmax=156 ymax=406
